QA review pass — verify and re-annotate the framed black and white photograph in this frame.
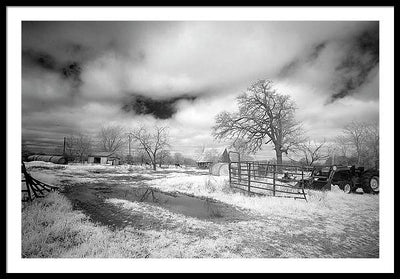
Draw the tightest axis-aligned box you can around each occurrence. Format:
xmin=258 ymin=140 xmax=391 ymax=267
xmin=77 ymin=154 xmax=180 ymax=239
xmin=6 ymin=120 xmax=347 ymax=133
xmin=6 ymin=5 xmax=395 ymax=274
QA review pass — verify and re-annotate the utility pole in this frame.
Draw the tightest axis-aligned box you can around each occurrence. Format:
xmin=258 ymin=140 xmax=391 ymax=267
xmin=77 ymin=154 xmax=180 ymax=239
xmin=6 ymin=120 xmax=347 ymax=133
xmin=128 ymin=134 xmax=131 ymax=156
xmin=63 ymin=137 xmax=66 ymax=155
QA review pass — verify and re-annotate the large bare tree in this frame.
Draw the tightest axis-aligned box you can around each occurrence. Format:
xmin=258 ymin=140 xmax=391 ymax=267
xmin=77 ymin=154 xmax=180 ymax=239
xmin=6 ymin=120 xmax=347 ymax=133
xmin=130 ymin=126 xmax=169 ymax=170
xmin=98 ymin=125 xmax=126 ymax=153
xmin=212 ymin=79 xmax=304 ymax=165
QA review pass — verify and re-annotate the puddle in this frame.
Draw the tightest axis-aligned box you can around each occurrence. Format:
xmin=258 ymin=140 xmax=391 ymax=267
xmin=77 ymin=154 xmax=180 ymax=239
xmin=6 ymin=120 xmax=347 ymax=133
xmin=110 ymin=186 xmax=246 ymax=220
xmin=157 ymin=170 xmax=210 ymax=176
xmin=62 ymin=182 xmax=250 ymax=229
xmin=87 ymin=169 xmax=122 ymax=174
xmin=99 ymin=175 xmax=153 ymax=181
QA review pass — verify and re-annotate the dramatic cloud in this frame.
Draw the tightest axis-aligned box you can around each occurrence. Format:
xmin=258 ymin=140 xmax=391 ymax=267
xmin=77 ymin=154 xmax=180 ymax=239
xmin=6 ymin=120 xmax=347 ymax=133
xmin=122 ymin=94 xmax=197 ymax=119
xmin=22 ymin=21 xmax=379 ymax=158
xmin=329 ymin=24 xmax=379 ymax=102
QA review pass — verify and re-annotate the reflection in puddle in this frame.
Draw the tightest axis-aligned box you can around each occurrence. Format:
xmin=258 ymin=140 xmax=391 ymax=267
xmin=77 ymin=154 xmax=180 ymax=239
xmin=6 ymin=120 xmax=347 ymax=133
xmin=117 ymin=187 xmax=238 ymax=220
xmin=63 ymin=182 xmax=249 ymax=230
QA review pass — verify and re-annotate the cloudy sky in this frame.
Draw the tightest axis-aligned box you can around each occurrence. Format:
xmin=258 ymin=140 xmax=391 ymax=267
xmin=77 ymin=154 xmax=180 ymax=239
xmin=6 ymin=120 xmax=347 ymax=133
xmin=21 ymin=21 xmax=379 ymax=159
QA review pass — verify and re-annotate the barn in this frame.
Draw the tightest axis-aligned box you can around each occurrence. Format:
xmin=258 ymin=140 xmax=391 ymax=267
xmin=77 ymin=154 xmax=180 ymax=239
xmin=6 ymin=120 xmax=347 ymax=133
xmin=196 ymin=147 xmax=230 ymax=169
xmin=87 ymin=152 xmax=120 ymax=165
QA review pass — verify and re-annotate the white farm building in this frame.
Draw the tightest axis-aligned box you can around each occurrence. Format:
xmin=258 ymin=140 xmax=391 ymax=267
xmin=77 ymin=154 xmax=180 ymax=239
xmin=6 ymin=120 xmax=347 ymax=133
xmin=87 ymin=152 xmax=120 ymax=165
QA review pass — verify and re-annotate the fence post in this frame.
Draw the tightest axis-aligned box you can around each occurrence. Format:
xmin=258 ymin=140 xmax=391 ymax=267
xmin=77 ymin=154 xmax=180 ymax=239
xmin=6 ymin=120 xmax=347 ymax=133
xmin=247 ymin=163 xmax=251 ymax=194
xmin=238 ymin=162 xmax=241 ymax=183
xmin=301 ymin=168 xmax=307 ymax=201
xmin=273 ymin=164 xmax=276 ymax=196
xmin=228 ymin=162 xmax=232 ymax=188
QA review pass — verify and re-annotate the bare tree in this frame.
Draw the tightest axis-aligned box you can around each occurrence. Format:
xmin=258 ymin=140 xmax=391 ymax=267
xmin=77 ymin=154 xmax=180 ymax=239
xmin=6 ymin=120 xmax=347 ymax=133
xmin=230 ymin=139 xmax=254 ymax=161
xmin=183 ymin=157 xmax=197 ymax=166
xmin=157 ymin=149 xmax=171 ymax=167
xmin=342 ymin=121 xmax=368 ymax=165
xmin=194 ymin=145 xmax=206 ymax=162
xmin=212 ymin=79 xmax=304 ymax=164
xmin=327 ymin=135 xmax=352 ymax=165
xmin=173 ymin=152 xmax=185 ymax=165
xmin=130 ymin=126 xmax=169 ymax=170
xmin=133 ymin=149 xmax=148 ymax=165
xmin=65 ymin=135 xmax=76 ymax=157
xmin=74 ymin=134 xmax=92 ymax=163
xmin=199 ymin=149 xmax=220 ymax=163
xmin=98 ymin=125 xmax=126 ymax=153
xmin=365 ymin=121 xmax=379 ymax=168
xmin=291 ymin=139 xmax=330 ymax=166
xmin=22 ymin=140 xmax=33 ymax=161
xmin=334 ymin=135 xmax=351 ymax=158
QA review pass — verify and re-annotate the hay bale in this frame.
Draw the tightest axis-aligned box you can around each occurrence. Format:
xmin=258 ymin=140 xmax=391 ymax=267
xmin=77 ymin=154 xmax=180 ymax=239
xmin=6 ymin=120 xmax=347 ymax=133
xmin=27 ymin=155 xmax=67 ymax=165
xmin=209 ymin=163 xmax=229 ymax=176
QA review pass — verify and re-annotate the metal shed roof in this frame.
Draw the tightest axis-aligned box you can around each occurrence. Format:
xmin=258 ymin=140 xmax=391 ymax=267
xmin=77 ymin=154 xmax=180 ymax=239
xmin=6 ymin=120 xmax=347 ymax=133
xmin=196 ymin=147 xmax=229 ymax=162
xmin=88 ymin=152 xmax=119 ymax=158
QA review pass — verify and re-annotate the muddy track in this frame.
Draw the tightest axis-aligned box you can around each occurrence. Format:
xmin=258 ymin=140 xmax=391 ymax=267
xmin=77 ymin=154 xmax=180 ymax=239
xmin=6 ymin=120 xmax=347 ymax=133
xmin=61 ymin=183 xmax=158 ymax=230
xmin=61 ymin=182 xmax=252 ymax=232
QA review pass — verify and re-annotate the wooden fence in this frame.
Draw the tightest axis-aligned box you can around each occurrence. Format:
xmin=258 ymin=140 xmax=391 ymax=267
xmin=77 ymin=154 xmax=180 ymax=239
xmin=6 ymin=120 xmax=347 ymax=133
xmin=22 ymin=162 xmax=59 ymax=202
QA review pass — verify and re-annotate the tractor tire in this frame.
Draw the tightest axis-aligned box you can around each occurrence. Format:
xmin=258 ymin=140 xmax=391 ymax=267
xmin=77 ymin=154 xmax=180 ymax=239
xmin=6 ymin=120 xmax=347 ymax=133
xmin=338 ymin=181 xmax=354 ymax=194
xmin=361 ymin=171 xmax=379 ymax=194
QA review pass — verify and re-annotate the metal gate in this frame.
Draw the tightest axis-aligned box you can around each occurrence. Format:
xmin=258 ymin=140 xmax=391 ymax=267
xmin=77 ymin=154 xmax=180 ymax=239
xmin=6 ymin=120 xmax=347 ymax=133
xmin=228 ymin=152 xmax=314 ymax=201
xmin=22 ymin=161 xmax=59 ymax=202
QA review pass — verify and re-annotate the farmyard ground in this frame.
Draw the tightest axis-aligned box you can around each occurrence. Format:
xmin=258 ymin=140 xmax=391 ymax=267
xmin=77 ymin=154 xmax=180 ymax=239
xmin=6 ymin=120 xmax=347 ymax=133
xmin=21 ymin=161 xmax=379 ymax=258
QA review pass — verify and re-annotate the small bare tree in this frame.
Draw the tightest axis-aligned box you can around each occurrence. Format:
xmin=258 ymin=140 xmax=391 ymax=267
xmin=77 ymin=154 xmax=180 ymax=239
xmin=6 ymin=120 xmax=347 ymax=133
xmin=194 ymin=145 xmax=206 ymax=162
xmin=173 ymin=152 xmax=185 ymax=165
xmin=74 ymin=134 xmax=92 ymax=163
xmin=365 ymin=121 xmax=379 ymax=168
xmin=212 ymin=79 xmax=305 ymax=165
xmin=334 ymin=135 xmax=351 ymax=158
xmin=334 ymin=120 xmax=379 ymax=167
xmin=65 ymin=135 xmax=76 ymax=157
xmin=200 ymin=149 xmax=220 ymax=164
xmin=157 ymin=149 xmax=171 ymax=167
xmin=98 ymin=125 xmax=126 ymax=153
xmin=329 ymin=135 xmax=352 ymax=165
xmin=22 ymin=140 xmax=32 ymax=160
xmin=133 ymin=149 xmax=148 ymax=165
xmin=291 ymin=139 xmax=330 ymax=166
xmin=343 ymin=121 xmax=368 ymax=165
xmin=130 ymin=126 xmax=169 ymax=171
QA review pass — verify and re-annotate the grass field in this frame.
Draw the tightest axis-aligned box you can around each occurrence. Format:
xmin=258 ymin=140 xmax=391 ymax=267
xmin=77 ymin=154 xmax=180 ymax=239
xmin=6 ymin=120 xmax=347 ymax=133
xmin=22 ymin=161 xmax=379 ymax=258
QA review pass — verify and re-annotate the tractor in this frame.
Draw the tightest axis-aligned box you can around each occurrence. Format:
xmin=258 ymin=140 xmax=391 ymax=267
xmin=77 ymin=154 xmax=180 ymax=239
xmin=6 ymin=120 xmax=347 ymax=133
xmin=303 ymin=165 xmax=379 ymax=194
